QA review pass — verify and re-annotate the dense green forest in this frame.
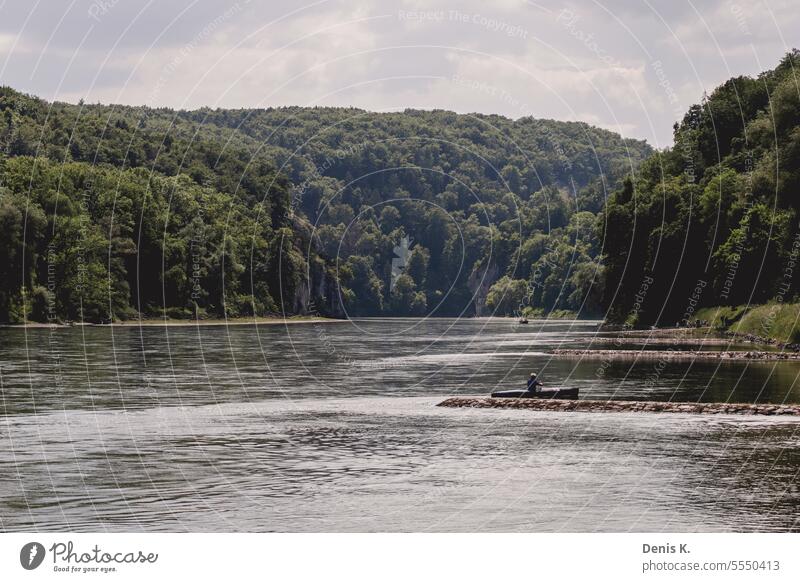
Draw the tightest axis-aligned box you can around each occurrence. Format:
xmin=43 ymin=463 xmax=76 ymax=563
xmin=0 ymin=85 xmax=650 ymax=323
xmin=5 ymin=50 xmax=794 ymax=326
xmin=600 ymin=50 xmax=800 ymax=326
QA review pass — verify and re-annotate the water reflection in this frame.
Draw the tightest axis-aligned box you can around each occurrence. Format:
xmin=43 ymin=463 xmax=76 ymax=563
xmin=1 ymin=319 xmax=799 ymax=531
xmin=2 ymin=319 xmax=800 ymax=414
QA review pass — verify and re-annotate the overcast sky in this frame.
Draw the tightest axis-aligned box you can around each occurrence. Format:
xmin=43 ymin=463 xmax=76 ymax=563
xmin=0 ymin=0 xmax=796 ymax=147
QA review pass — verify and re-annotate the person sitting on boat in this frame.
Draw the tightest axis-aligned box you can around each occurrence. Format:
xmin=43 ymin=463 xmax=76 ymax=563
xmin=527 ymin=373 xmax=543 ymax=392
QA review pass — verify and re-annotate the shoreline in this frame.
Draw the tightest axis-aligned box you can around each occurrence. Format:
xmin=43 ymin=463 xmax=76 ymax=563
xmin=0 ymin=316 xmax=347 ymax=329
xmin=552 ymin=348 xmax=800 ymax=361
xmin=0 ymin=315 xmax=603 ymax=329
xmin=590 ymin=335 xmax=737 ymax=346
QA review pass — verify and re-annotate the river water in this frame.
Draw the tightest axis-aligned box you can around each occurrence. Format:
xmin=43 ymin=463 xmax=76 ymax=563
xmin=1 ymin=318 xmax=798 ymax=531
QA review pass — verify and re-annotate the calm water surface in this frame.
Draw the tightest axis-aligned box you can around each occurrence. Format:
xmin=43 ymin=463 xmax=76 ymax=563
xmin=1 ymin=318 xmax=798 ymax=531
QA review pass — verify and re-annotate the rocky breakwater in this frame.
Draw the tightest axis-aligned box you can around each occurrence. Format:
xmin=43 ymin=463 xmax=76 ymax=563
xmin=552 ymin=349 xmax=800 ymax=361
xmin=437 ymin=397 xmax=800 ymax=416
xmin=591 ymin=336 xmax=734 ymax=346
xmin=724 ymin=331 xmax=800 ymax=352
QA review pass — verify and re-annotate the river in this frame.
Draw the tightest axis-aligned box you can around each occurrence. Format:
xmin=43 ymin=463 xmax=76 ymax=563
xmin=1 ymin=318 xmax=798 ymax=531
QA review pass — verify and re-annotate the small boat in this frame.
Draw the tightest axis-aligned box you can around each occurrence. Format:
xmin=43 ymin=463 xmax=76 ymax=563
xmin=490 ymin=387 xmax=579 ymax=400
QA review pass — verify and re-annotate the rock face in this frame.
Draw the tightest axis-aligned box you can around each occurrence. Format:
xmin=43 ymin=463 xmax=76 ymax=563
xmin=468 ymin=262 xmax=499 ymax=317
xmin=437 ymin=397 xmax=800 ymax=416
xmin=552 ymin=349 xmax=800 ymax=361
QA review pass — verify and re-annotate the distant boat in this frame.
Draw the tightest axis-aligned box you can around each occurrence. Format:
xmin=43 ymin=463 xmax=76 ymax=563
xmin=491 ymin=387 xmax=579 ymax=400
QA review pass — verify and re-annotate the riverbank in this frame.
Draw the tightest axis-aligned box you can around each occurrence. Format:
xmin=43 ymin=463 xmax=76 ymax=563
xmin=680 ymin=303 xmax=799 ymax=345
xmin=520 ymin=308 xmax=581 ymax=319
xmin=438 ymin=397 xmax=800 ymax=416
xmin=598 ymin=303 xmax=800 ymax=349
xmin=0 ymin=315 xmax=346 ymax=328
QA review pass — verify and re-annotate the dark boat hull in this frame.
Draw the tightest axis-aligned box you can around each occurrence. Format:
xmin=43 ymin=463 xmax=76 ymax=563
xmin=490 ymin=388 xmax=579 ymax=400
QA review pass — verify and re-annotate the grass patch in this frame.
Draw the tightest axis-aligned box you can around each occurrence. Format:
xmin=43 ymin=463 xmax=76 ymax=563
xmin=547 ymin=309 xmax=581 ymax=319
xmin=520 ymin=307 xmax=581 ymax=319
xmin=690 ymin=303 xmax=800 ymax=342
xmin=732 ymin=303 xmax=800 ymax=343
xmin=694 ymin=305 xmax=749 ymax=329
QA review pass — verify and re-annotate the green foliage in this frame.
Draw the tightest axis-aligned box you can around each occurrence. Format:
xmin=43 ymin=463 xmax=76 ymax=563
xmin=600 ymin=51 xmax=800 ymax=326
xmin=0 ymin=158 xmax=281 ymax=322
xmin=341 ymin=256 xmax=383 ymax=315
xmin=733 ymin=303 xmax=800 ymax=343
xmin=693 ymin=305 xmax=748 ymax=329
xmin=0 ymin=85 xmax=651 ymax=321
xmin=699 ymin=302 xmax=800 ymax=343
xmin=486 ymin=276 xmax=529 ymax=315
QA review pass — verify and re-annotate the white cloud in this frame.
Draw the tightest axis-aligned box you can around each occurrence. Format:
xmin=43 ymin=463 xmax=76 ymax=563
xmin=1 ymin=0 xmax=796 ymax=146
xmin=0 ymin=32 xmax=16 ymax=53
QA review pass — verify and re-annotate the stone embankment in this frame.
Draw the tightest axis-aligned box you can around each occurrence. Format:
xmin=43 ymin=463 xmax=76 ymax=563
xmin=437 ymin=397 xmax=800 ymax=416
xmin=601 ymin=326 xmax=710 ymax=337
xmin=724 ymin=331 xmax=800 ymax=352
xmin=552 ymin=349 xmax=800 ymax=361
xmin=590 ymin=336 xmax=734 ymax=346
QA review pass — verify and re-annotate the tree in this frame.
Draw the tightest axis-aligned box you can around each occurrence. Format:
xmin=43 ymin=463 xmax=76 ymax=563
xmin=485 ymin=276 xmax=529 ymax=316
xmin=340 ymin=255 xmax=383 ymax=315
xmin=0 ymin=81 xmax=656 ymax=321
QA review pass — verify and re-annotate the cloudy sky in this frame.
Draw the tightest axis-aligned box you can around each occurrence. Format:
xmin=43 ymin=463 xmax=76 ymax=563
xmin=0 ymin=0 xmax=796 ymax=147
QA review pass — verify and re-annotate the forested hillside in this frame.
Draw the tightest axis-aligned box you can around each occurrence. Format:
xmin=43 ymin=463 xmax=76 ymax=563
xmin=0 ymin=86 xmax=650 ymax=323
xmin=600 ymin=50 xmax=800 ymax=326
